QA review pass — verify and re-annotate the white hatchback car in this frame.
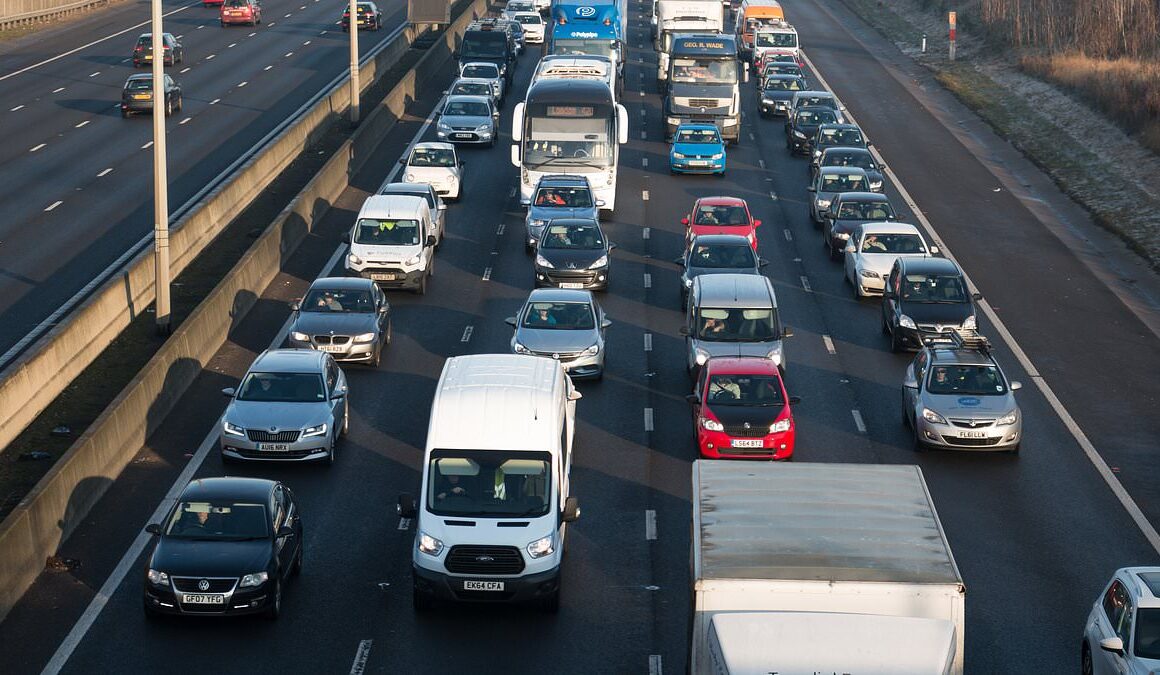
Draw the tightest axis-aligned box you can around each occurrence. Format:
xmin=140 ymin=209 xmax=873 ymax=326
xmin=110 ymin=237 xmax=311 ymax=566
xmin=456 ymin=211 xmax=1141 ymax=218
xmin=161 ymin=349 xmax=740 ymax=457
xmin=511 ymin=11 xmax=544 ymax=43
xmin=843 ymin=222 xmax=937 ymax=298
xmin=1083 ymin=567 xmax=1160 ymax=675
xmin=459 ymin=61 xmax=505 ymax=104
xmin=400 ymin=142 xmax=463 ymax=200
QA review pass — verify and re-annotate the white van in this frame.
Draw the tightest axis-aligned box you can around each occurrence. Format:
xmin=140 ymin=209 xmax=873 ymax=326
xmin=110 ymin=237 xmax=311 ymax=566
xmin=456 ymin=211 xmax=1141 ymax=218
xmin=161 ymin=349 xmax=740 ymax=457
xmin=398 ymin=354 xmax=582 ymax=612
xmin=344 ymin=195 xmax=436 ymax=295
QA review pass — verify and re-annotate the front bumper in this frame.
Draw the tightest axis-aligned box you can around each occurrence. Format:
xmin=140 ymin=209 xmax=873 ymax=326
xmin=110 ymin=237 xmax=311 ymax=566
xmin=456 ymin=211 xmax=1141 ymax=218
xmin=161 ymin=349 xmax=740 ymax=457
xmin=523 ymin=349 xmax=603 ymax=379
xmin=288 ymin=336 xmax=377 ymax=362
xmin=854 ymin=272 xmax=886 ymax=295
xmin=436 ymin=129 xmax=494 ymax=144
xmin=220 ymin=432 xmax=331 ymax=462
xmin=412 ymin=564 xmax=561 ymax=604
xmin=759 ymin=99 xmax=790 ymax=116
xmin=670 ymin=155 xmax=725 ymax=174
xmin=534 ymin=266 xmax=609 ymax=291
xmin=697 ymin=428 xmax=794 ymax=459
xmin=666 ymin=115 xmax=740 ymax=142
xmin=144 ymin=579 xmax=274 ymax=616
xmin=350 ymin=265 xmax=427 ymax=290
xmin=915 ymin=417 xmax=1021 ymax=451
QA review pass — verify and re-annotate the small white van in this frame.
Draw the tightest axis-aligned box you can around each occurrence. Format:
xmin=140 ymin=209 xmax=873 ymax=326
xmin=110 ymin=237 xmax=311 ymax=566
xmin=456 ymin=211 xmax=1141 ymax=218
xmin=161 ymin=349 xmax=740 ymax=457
xmin=344 ymin=194 xmax=436 ymax=295
xmin=398 ymin=354 xmax=582 ymax=612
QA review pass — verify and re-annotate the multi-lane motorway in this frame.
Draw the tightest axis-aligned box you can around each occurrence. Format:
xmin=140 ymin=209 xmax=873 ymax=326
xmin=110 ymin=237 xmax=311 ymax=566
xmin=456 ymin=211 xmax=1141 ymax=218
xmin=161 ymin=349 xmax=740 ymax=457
xmin=2 ymin=0 xmax=1160 ymax=672
xmin=0 ymin=0 xmax=408 ymax=359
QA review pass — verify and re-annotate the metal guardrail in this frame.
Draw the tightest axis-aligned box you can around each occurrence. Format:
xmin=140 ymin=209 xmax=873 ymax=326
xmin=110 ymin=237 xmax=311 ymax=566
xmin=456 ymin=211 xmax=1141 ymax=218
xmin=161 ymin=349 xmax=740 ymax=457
xmin=1 ymin=0 xmax=110 ymax=28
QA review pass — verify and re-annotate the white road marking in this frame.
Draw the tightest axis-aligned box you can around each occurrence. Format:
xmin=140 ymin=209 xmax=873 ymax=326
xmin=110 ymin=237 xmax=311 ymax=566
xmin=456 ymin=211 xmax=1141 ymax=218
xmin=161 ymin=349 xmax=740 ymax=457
xmin=52 ymin=87 xmax=65 ymax=93
xmin=303 ymin=40 xmax=312 ymax=45
xmin=645 ymin=509 xmax=657 ymax=540
xmin=44 ymin=200 xmax=63 ymax=212
xmin=210 ymin=98 xmax=220 ymax=105
xmin=639 ymin=108 xmax=645 ymax=116
xmin=180 ymin=117 xmax=191 ymax=125
xmin=228 ymin=42 xmax=237 ymax=48
xmin=639 ymin=91 xmax=644 ymax=97
xmin=30 ymin=143 xmax=46 ymax=152
xmin=642 ymin=190 xmax=649 ymax=201
xmin=396 ymin=517 xmax=410 ymax=530
xmin=482 ymin=267 xmax=492 ymax=281
xmin=284 ymin=13 xmax=292 ymax=17
xmin=460 ymin=325 xmax=474 ymax=343
xmin=238 ymin=81 xmax=248 ymax=87
xmin=851 ymin=409 xmax=866 ymax=434
xmin=248 ymin=31 xmax=257 ymax=37
xmin=758 ymin=158 xmax=765 ymax=169
xmin=643 ymin=273 xmax=652 ymax=288
xmin=823 ymin=335 xmax=836 ymax=355
xmin=197 ymin=24 xmax=204 ymax=29
xmin=641 ymin=157 xmax=648 ymax=167
xmin=783 ymin=228 xmax=792 ymax=241
xmin=649 ymin=655 xmax=663 ymax=675
xmin=496 ymin=222 xmax=505 ymax=235
xmin=799 ymin=276 xmax=811 ymax=292
xmin=642 ymin=227 xmax=650 ymax=240
xmin=640 ymin=130 xmax=646 ymax=139
xmin=349 ymin=640 xmax=373 ymax=675
xmin=644 ymin=408 xmax=654 ymax=432
xmin=264 ymin=65 xmax=273 ymax=71
xmin=120 ymin=58 xmax=130 ymax=63
xmin=10 ymin=105 xmax=24 ymax=111
xmin=180 ymin=67 xmax=191 ymax=73
xmin=748 ymin=132 xmax=755 ymax=141
xmin=88 ymin=71 xmax=100 ymax=77
xmin=285 ymin=51 xmax=294 ymax=57
xmin=75 ymin=120 xmax=90 ymax=128
xmin=206 ymin=54 xmax=215 ymax=60
xmin=141 ymin=141 xmax=153 ymax=149
xmin=643 ymin=332 xmax=652 ymax=352
xmin=769 ymin=191 xmax=778 ymax=200
xmin=508 ymin=186 xmax=516 ymax=198
xmin=97 ymin=168 xmax=113 ymax=177
xmin=268 ymin=21 xmax=276 ymax=26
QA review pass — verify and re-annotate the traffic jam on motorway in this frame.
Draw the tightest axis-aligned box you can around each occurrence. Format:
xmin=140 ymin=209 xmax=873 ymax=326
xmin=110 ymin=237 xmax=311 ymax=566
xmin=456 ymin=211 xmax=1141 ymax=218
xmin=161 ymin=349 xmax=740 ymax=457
xmin=16 ymin=0 xmax=1154 ymax=672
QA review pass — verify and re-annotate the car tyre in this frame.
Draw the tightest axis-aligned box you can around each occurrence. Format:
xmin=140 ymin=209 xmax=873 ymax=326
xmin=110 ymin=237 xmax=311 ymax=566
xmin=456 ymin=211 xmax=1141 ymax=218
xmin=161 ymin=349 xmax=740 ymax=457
xmin=415 ymin=272 xmax=427 ymax=295
xmin=1081 ymin=642 xmax=1093 ymax=675
xmin=175 ymin=95 xmax=182 ymax=113
xmin=1006 ymin=443 xmax=1020 ymax=455
xmin=326 ymin=433 xmax=338 ymax=465
xmin=912 ymin=427 xmax=926 ymax=452
xmin=121 ymin=109 xmax=130 ymax=119
xmin=889 ymin=328 xmax=903 ymax=354
xmin=264 ymin=580 xmax=282 ymax=620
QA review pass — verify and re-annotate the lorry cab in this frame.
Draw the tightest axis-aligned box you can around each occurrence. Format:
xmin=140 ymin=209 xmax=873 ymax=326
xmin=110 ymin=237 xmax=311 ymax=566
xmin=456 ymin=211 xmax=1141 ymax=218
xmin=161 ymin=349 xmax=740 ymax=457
xmin=683 ymin=273 xmax=791 ymax=374
xmin=399 ymin=354 xmax=582 ymax=613
xmin=345 ymin=195 xmax=436 ymax=294
xmin=734 ymin=0 xmax=784 ymax=59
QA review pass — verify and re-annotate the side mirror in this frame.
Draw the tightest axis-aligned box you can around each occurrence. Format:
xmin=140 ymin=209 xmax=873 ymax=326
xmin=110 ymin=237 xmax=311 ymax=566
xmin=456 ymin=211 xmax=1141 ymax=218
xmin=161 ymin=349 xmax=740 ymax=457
xmin=438 ymin=202 xmax=447 ymax=211
xmin=277 ymin=525 xmax=295 ymax=538
xmin=903 ymin=367 xmax=918 ymax=389
xmin=1099 ymin=637 xmax=1125 ymax=657
xmin=561 ymin=496 xmax=581 ymax=523
xmin=608 ymin=242 xmax=617 ymax=251
xmin=781 ymin=326 xmax=793 ymax=338
xmin=601 ymin=319 xmax=612 ymax=329
xmin=378 ymin=304 xmax=389 ymax=314
xmin=510 ymin=144 xmax=520 ymax=167
xmin=397 ymin=493 xmax=417 ymax=519
xmin=332 ymin=388 xmax=346 ymax=400
xmin=844 ymin=243 xmax=856 ymax=254
xmin=397 ymin=158 xmax=406 ymax=165
xmin=458 ymin=160 xmax=466 ymax=168
xmin=789 ymin=396 xmax=801 ymax=405
xmin=806 ymin=186 xmax=816 ymax=192
xmin=753 ymin=219 xmax=762 ymax=227
xmin=685 ymin=393 xmax=700 ymax=405
xmin=425 ymin=234 xmax=437 ymax=247
xmin=673 ymin=257 xmax=685 ymax=265
xmin=221 ymin=387 xmax=236 ymax=398
xmin=930 ymin=245 xmax=940 ymax=255
xmin=759 ymin=258 xmax=769 ymax=268
xmin=505 ymin=316 xmax=517 ymax=328
xmin=595 ymin=199 xmax=606 ymax=208
xmin=742 ymin=68 xmax=749 ymax=83
xmin=452 ymin=50 xmax=459 ymax=59
xmin=680 ymin=217 xmax=689 ymax=226
xmin=972 ymin=292 xmax=983 ymax=301
xmin=290 ymin=301 xmax=300 ymax=311
xmin=1010 ymin=381 xmax=1023 ymax=391
xmin=678 ymin=326 xmax=689 ymax=336
xmin=145 ymin=523 xmax=162 ymax=535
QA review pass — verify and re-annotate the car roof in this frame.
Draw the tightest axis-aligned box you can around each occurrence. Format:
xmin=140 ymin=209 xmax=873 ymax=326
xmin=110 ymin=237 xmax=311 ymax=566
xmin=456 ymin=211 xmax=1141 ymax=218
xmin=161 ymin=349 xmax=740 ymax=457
xmin=898 ymin=256 xmax=961 ymax=275
xmin=536 ymin=174 xmax=592 ymax=188
xmin=794 ymin=90 xmax=832 ymax=98
xmin=823 ymin=146 xmax=872 ymax=157
xmin=818 ymin=123 xmax=860 ymax=131
xmin=126 ymin=73 xmax=154 ymax=82
xmin=1120 ymin=567 xmax=1160 ymax=607
xmin=462 ymin=61 xmax=500 ymax=70
xmin=179 ymin=477 xmax=275 ymax=503
xmin=545 ymin=217 xmax=601 ymax=228
xmin=676 ymin=123 xmax=720 ymax=132
xmin=452 ymin=77 xmax=492 ymax=86
xmin=690 ymin=233 xmax=753 ymax=247
xmin=412 ymin=141 xmax=455 ymax=151
xmin=445 ymin=94 xmax=492 ymax=105
xmin=358 ymin=194 xmax=428 ymax=219
xmin=816 ymin=166 xmax=868 ymax=177
xmin=856 ymin=222 xmax=921 ymax=235
xmin=379 ymin=182 xmax=432 ymax=195
xmin=695 ymin=196 xmax=748 ymax=207
xmin=928 ymin=348 xmax=995 ymax=367
xmin=526 ymin=287 xmax=595 ymax=303
xmin=695 ymin=274 xmax=775 ymax=307
xmin=251 ymin=348 xmax=327 ymax=372
xmin=527 ymin=78 xmax=615 ymax=106
xmin=836 ymin=191 xmax=890 ymax=203
xmin=307 ymin=276 xmax=376 ymax=291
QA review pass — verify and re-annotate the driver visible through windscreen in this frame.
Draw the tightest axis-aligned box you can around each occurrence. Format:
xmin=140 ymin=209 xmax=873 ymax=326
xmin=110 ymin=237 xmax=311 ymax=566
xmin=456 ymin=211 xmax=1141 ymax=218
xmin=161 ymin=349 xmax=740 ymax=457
xmin=696 ymin=308 xmax=780 ymax=341
xmin=901 ymin=274 xmax=967 ymax=303
xmin=428 ymin=453 xmax=551 ymax=517
xmin=353 ymin=219 xmax=420 ymax=246
xmin=522 ymin=302 xmax=596 ymax=330
xmin=165 ymin=501 xmax=270 ymax=539
xmin=237 ymin=372 xmax=325 ymax=402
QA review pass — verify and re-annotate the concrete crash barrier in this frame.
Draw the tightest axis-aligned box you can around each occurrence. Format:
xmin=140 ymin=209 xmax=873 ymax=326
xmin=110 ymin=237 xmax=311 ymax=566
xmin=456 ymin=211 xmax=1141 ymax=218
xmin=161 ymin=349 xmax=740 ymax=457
xmin=0 ymin=0 xmax=486 ymax=623
xmin=0 ymin=17 xmax=426 ymax=455
xmin=0 ymin=0 xmax=112 ymax=29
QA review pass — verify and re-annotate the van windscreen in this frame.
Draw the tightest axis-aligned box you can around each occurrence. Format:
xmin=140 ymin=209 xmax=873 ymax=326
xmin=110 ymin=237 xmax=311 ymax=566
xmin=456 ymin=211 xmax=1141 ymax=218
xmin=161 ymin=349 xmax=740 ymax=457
xmin=427 ymin=451 xmax=552 ymax=517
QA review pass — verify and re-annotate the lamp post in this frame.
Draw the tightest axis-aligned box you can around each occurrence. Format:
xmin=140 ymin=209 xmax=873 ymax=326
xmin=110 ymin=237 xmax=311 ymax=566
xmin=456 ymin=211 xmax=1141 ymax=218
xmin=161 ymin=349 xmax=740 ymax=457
xmin=151 ymin=0 xmax=172 ymax=335
xmin=349 ymin=0 xmax=360 ymax=124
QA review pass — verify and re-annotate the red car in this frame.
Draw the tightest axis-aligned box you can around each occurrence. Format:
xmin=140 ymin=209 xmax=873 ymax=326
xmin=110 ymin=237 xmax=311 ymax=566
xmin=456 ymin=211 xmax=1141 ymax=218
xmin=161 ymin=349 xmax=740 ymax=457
xmin=220 ymin=0 xmax=261 ymax=26
xmin=681 ymin=196 xmax=762 ymax=251
xmin=688 ymin=357 xmax=797 ymax=460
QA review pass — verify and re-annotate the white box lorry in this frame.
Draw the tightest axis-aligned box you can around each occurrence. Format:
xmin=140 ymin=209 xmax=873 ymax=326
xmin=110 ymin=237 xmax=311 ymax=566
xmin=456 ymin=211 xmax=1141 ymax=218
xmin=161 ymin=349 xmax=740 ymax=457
xmin=691 ymin=461 xmax=966 ymax=675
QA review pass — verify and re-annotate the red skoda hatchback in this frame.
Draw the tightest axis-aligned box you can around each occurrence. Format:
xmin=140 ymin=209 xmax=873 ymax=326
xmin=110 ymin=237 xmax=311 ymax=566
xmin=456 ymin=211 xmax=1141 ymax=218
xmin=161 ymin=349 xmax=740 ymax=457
xmin=688 ymin=356 xmax=797 ymax=460
xmin=681 ymin=196 xmax=762 ymax=251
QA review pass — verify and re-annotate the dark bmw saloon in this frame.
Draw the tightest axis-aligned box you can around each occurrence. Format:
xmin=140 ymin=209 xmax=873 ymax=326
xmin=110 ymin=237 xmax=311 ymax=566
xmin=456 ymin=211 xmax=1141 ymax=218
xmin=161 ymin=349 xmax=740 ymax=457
xmin=143 ymin=477 xmax=302 ymax=619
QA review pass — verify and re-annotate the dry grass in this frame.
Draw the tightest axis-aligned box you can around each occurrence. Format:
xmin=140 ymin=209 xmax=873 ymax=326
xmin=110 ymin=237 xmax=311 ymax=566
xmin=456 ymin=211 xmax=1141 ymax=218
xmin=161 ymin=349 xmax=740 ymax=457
xmin=1021 ymin=52 xmax=1160 ymax=154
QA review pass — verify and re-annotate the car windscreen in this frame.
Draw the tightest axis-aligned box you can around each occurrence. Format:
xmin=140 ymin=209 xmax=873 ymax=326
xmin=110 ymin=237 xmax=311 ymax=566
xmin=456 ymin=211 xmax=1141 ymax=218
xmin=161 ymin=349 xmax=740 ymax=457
xmin=819 ymin=129 xmax=863 ymax=146
xmin=539 ymin=223 xmax=604 ymax=249
xmin=302 ymin=288 xmax=374 ymax=313
xmin=409 ymin=147 xmax=456 ymax=166
xmin=837 ymin=200 xmax=894 ymax=220
xmin=1135 ymin=608 xmax=1160 ymax=659
xmin=165 ymin=501 xmax=270 ymax=540
xmin=521 ymin=301 xmax=596 ymax=330
xmin=754 ymin=32 xmax=796 ymax=48
xmin=671 ymin=58 xmax=738 ymax=85
xmin=237 ymin=371 xmax=326 ymax=402
xmin=819 ymin=173 xmax=866 ymax=193
xmin=427 ymin=451 xmax=552 ymax=517
xmin=451 ymin=82 xmax=491 ymax=96
xmin=445 ymin=100 xmax=491 ymax=117
xmin=795 ymin=108 xmax=838 ymax=125
xmin=461 ymin=37 xmax=507 ymax=58
xmin=901 ymin=273 xmax=968 ymax=303
xmin=353 ymin=219 xmax=421 ymax=246
xmin=515 ymin=13 xmax=541 ymax=23
xmin=225 ymin=0 xmax=248 ymax=7
xmin=696 ymin=307 xmax=780 ymax=341
xmin=926 ymin=365 xmax=1007 ymax=396
xmin=824 ymin=151 xmax=875 ymax=171
xmin=690 ymin=243 xmax=757 ymax=269
xmin=461 ymin=63 xmax=500 ymax=78
xmin=694 ymin=204 xmax=749 ymax=225
xmin=534 ymin=186 xmax=594 ymax=208
xmin=860 ymin=233 xmax=924 ymax=254
xmin=675 ymin=128 xmax=720 ymax=144
xmin=706 ymin=373 xmax=784 ymax=406
xmin=763 ymin=78 xmax=803 ymax=91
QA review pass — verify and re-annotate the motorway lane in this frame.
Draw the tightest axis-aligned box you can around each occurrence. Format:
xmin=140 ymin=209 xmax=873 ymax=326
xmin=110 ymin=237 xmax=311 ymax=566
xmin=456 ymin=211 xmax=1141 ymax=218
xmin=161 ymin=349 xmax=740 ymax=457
xmin=8 ymin=2 xmax=1160 ymax=674
xmin=0 ymin=0 xmax=407 ymax=355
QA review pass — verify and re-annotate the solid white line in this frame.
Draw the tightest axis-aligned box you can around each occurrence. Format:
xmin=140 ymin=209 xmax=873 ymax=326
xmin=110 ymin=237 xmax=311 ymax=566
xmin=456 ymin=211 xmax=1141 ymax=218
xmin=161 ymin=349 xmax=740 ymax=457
xmin=803 ymin=52 xmax=1160 ymax=553
xmin=642 ymin=227 xmax=650 ymax=240
xmin=783 ymin=228 xmax=792 ymax=241
xmin=349 ymin=640 xmax=373 ymax=675
xmin=851 ymin=409 xmax=866 ymax=434
xmin=460 ymin=325 xmax=474 ymax=343
xmin=643 ymin=273 xmax=651 ymax=289
xmin=645 ymin=509 xmax=657 ymax=540
xmin=643 ymin=332 xmax=652 ymax=352
xmin=97 ymin=168 xmax=113 ymax=177
xmin=141 ymin=141 xmax=153 ymax=149
xmin=644 ymin=408 xmax=654 ymax=432
xmin=75 ymin=120 xmax=90 ymax=128
xmin=43 ymin=244 xmax=346 ymax=673
xmin=823 ymin=335 xmax=836 ymax=355
xmin=180 ymin=66 xmax=191 ymax=74
xmin=52 ymin=87 xmax=65 ymax=93
xmin=649 ymin=654 xmax=663 ymax=675
xmin=238 ymin=81 xmax=248 ymax=87
xmin=378 ymin=95 xmax=446 ymax=190
xmin=482 ymin=267 xmax=492 ymax=281
xmin=44 ymin=201 xmax=63 ymax=212
xmin=10 ymin=105 xmax=24 ymax=112
xmin=642 ymin=190 xmax=649 ymax=201
xmin=30 ymin=143 xmax=46 ymax=152
xmin=799 ymin=276 xmax=811 ymax=292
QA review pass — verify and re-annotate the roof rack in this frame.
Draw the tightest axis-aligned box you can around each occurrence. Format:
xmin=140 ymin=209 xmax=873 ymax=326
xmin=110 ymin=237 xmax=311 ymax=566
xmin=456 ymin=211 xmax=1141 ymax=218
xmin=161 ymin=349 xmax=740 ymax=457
xmin=948 ymin=328 xmax=991 ymax=354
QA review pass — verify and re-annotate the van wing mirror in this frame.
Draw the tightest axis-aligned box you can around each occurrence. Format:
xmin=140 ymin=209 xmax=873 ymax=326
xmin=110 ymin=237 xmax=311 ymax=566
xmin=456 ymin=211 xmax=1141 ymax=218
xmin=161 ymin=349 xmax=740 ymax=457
xmin=425 ymin=234 xmax=437 ymax=247
xmin=397 ymin=493 xmax=417 ymax=519
xmin=567 ymin=389 xmax=583 ymax=401
xmin=561 ymin=496 xmax=581 ymax=523
xmin=678 ymin=326 xmax=689 ymax=336
xmin=781 ymin=326 xmax=793 ymax=338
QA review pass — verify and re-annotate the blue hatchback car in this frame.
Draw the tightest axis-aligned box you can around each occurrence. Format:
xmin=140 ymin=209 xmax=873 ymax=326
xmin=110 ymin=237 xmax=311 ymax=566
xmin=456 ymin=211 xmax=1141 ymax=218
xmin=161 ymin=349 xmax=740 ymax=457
xmin=669 ymin=123 xmax=726 ymax=175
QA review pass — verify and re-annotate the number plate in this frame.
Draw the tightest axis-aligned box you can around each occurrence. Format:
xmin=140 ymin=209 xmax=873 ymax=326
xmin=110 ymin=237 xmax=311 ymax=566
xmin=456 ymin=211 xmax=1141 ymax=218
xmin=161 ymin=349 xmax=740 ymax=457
xmin=183 ymin=593 xmax=225 ymax=605
xmin=559 ymin=282 xmax=585 ymax=289
xmin=370 ymin=273 xmax=396 ymax=281
xmin=318 ymin=345 xmax=345 ymax=353
xmin=688 ymin=160 xmax=708 ymax=166
xmin=958 ymin=431 xmax=987 ymax=439
xmin=731 ymin=439 xmax=764 ymax=448
xmin=453 ymin=133 xmax=474 ymax=139
xmin=463 ymin=580 xmax=504 ymax=591
xmin=258 ymin=443 xmax=289 ymax=451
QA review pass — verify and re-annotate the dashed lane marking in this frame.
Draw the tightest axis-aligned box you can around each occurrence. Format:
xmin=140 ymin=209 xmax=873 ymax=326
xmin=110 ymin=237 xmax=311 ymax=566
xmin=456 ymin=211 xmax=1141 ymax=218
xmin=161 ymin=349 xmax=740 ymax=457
xmin=649 ymin=655 xmax=663 ymax=675
xmin=228 ymin=42 xmax=236 ymax=48
xmin=238 ymin=81 xmax=248 ymax=87
xmin=758 ymin=158 xmax=765 ymax=169
xmin=97 ymin=168 xmax=112 ymax=177
xmin=643 ymin=273 xmax=651 ymax=288
xmin=643 ymin=332 xmax=652 ymax=352
xmin=800 ymin=276 xmax=812 ymax=292
xmin=180 ymin=117 xmax=191 ymax=125
xmin=349 ymin=640 xmax=373 ymax=675
xmin=641 ymin=190 xmax=649 ymax=201
xmin=482 ymin=267 xmax=492 ymax=281
xmin=460 ymin=325 xmax=474 ymax=343
xmin=210 ymin=98 xmax=220 ymax=105
xmin=264 ymin=65 xmax=273 ymax=71
xmin=496 ymin=222 xmax=505 ymax=235
xmin=10 ymin=105 xmax=24 ymax=111
xmin=30 ymin=143 xmax=46 ymax=152
xmin=180 ymin=67 xmax=191 ymax=73
xmin=52 ymin=87 xmax=65 ymax=93
xmin=141 ymin=141 xmax=153 ymax=149
xmin=783 ymin=228 xmax=792 ymax=241
xmin=645 ymin=510 xmax=657 ymax=540
xmin=644 ymin=408 xmax=654 ymax=432
xmin=641 ymin=157 xmax=647 ymax=167
xmin=285 ymin=51 xmax=294 ymax=57
xmin=206 ymin=54 xmax=215 ymax=60
xmin=88 ymin=71 xmax=100 ymax=77
xmin=823 ymin=335 xmax=837 ymax=355
xmin=852 ymin=409 xmax=866 ymax=434
xmin=44 ymin=200 xmax=63 ymax=212
xmin=75 ymin=120 xmax=89 ymax=128
xmin=642 ymin=227 xmax=650 ymax=239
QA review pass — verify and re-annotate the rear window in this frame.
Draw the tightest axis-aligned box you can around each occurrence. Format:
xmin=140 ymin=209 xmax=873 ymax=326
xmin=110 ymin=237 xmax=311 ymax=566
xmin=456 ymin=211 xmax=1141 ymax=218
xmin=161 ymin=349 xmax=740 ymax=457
xmin=126 ymin=78 xmax=153 ymax=91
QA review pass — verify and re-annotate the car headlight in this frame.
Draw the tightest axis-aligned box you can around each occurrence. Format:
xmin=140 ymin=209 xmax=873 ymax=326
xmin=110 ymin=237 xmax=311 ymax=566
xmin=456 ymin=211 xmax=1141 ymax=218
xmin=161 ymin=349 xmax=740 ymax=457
xmin=836 ymin=232 xmax=850 ymax=240
xmin=582 ymin=344 xmax=600 ymax=356
xmin=405 ymin=173 xmax=416 ymax=182
xmin=962 ymin=315 xmax=977 ymax=330
xmin=347 ymin=252 xmax=362 ymax=265
xmin=922 ymin=407 xmax=948 ymax=425
xmin=526 ymin=534 xmax=555 ymax=559
xmin=353 ymin=332 xmax=376 ymax=343
xmin=700 ymin=417 xmax=724 ymax=432
xmin=793 ymin=130 xmax=806 ymax=139
xmin=996 ymin=410 xmax=1018 ymax=426
xmin=672 ymin=151 xmax=686 ymax=159
xmin=535 ymin=253 xmax=553 ymax=268
xmin=694 ymin=349 xmax=709 ymax=365
xmin=683 ymin=277 xmax=693 ymax=288
xmin=770 ymin=419 xmax=791 ymax=433
xmin=588 ymin=255 xmax=608 ymax=269
xmin=529 ymin=219 xmax=548 ymax=228
xmin=869 ymin=181 xmax=883 ymax=191
xmin=223 ymin=420 xmax=246 ymax=437
xmin=761 ymin=97 xmax=773 ymax=104
xmin=302 ymin=423 xmax=327 ymax=438
xmin=437 ymin=121 xmax=451 ymax=131
xmin=899 ymin=314 xmax=917 ymax=329
xmin=418 ymin=531 xmax=444 ymax=556
xmin=239 ymin=571 xmax=269 ymax=588
xmin=290 ymin=331 xmax=309 ymax=342
xmin=860 ymin=269 xmax=879 ymax=278
xmin=513 ymin=341 xmax=532 ymax=355
xmin=475 ymin=124 xmax=492 ymax=132
xmin=709 ymin=153 xmax=723 ymax=160
xmin=405 ymin=255 xmax=422 ymax=266
xmin=147 ymin=568 xmax=170 ymax=586
xmin=815 ymin=199 xmax=831 ymax=209
xmin=766 ymin=346 xmax=782 ymax=365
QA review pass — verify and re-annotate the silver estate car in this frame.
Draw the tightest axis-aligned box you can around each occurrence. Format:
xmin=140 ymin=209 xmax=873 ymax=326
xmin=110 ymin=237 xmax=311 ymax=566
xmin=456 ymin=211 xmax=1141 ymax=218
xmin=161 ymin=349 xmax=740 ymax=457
xmin=682 ymin=274 xmax=793 ymax=375
xmin=287 ymin=277 xmax=391 ymax=367
xmin=435 ymin=94 xmax=498 ymax=146
xmin=902 ymin=331 xmax=1023 ymax=453
xmin=807 ymin=166 xmax=869 ymax=224
xmin=220 ymin=349 xmax=349 ymax=464
xmin=506 ymin=288 xmax=611 ymax=380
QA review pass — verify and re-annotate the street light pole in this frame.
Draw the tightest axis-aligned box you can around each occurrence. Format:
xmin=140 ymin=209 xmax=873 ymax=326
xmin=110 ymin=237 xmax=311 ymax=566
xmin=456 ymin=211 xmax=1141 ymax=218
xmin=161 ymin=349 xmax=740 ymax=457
xmin=151 ymin=0 xmax=172 ymax=336
xmin=349 ymin=0 xmax=360 ymax=124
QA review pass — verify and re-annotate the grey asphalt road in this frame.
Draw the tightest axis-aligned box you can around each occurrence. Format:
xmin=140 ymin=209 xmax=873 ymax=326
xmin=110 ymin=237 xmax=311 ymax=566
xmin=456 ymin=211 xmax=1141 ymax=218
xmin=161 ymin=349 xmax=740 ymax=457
xmin=0 ymin=0 xmax=406 ymax=358
xmin=1 ymin=0 xmax=1159 ymax=673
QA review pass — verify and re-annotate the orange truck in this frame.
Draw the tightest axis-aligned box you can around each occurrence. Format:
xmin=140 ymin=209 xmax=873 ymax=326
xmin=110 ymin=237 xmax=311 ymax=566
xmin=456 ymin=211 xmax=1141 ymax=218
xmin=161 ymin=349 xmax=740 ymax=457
xmin=734 ymin=0 xmax=785 ymax=60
